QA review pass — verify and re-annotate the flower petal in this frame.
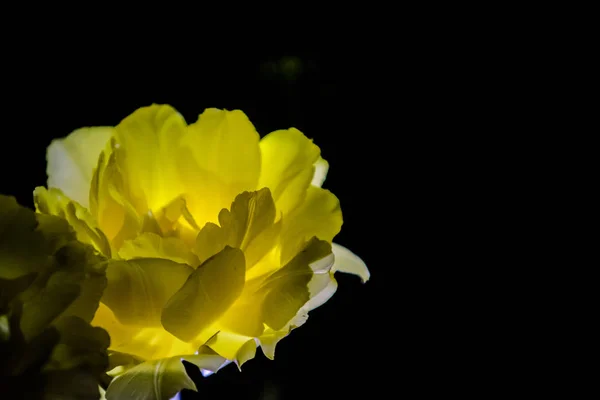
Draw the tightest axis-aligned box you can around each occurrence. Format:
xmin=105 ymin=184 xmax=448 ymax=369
xmin=92 ymin=303 xmax=196 ymax=361
xmin=34 ymin=187 xmax=112 ymax=257
xmin=332 ymin=243 xmax=370 ymax=283
xmin=47 ymin=127 xmax=113 ymax=208
xmin=257 ymin=263 xmax=337 ymax=360
xmin=182 ymin=348 xmax=228 ymax=375
xmin=261 ymin=237 xmax=331 ymax=330
xmin=89 ymin=140 xmax=143 ymax=249
xmin=113 ymin=104 xmax=188 ymax=212
xmin=119 ymin=233 xmax=199 ymax=267
xmin=280 ymin=186 xmax=342 ymax=265
xmin=311 ymin=157 xmax=329 ymax=188
xmin=258 ymin=128 xmax=320 ymax=216
xmin=258 ymin=328 xmax=289 ymax=360
xmin=206 ymin=331 xmax=257 ymax=368
xmin=194 ymin=188 xmax=278 ymax=267
xmin=162 ymin=247 xmax=246 ymax=342
xmin=180 ymin=109 xmax=261 ymax=227
xmin=101 ymin=258 xmax=194 ymax=327
xmin=105 ymin=357 xmax=195 ymax=400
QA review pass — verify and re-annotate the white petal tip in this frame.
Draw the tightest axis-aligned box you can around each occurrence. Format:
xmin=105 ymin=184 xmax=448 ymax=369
xmin=331 ymin=243 xmax=370 ymax=283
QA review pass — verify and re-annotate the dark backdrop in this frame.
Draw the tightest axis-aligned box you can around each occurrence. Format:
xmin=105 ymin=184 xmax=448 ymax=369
xmin=1 ymin=55 xmax=391 ymax=400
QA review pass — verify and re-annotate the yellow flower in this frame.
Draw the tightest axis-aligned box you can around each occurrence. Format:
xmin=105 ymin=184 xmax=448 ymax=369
xmin=34 ymin=104 xmax=369 ymax=399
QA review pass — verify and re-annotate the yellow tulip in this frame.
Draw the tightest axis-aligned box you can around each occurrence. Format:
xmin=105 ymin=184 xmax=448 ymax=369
xmin=34 ymin=105 xmax=369 ymax=399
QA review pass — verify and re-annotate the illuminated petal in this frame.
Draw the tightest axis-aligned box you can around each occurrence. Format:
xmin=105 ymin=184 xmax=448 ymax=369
xmin=92 ymin=303 xmax=196 ymax=361
xmin=261 ymin=237 xmax=331 ymax=330
xmin=34 ymin=187 xmax=112 ymax=257
xmin=257 ymin=253 xmax=337 ymax=360
xmin=258 ymin=128 xmax=320 ymax=216
xmin=89 ymin=141 xmax=143 ymax=249
xmin=280 ymin=186 xmax=342 ymax=265
xmin=150 ymin=195 xmax=201 ymax=235
xmin=258 ymin=328 xmax=289 ymax=360
xmin=206 ymin=331 xmax=257 ymax=368
xmin=102 ymin=258 xmax=194 ymax=327
xmin=305 ymin=274 xmax=338 ymax=311
xmin=194 ymin=188 xmax=278 ymax=267
xmin=332 ymin=243 xmax=370 ymax=283
xmin=119 ymin=233 xmax=199 ymax=267
xmin=311 ymin=157 xmax=329 ymax=187
xmin=162 ymin=247 xmax=246 ymax=342
xmin=105 ymin=357 xmax=195 ymax=400
xmin=180 ymin=109 xmax=261 ymax=227
xmin=183 ymin=348 xmax=228 ymax=375
xmin=47 ymin=127 xmax=113 ymax=208
xmin=113 ymin=104 xmax=187 ymax=212
xmin=216 ymin=276 xmax=267 ymax=337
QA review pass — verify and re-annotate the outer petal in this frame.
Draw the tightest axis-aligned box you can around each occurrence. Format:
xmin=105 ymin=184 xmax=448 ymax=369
xmin=34 ymin=187 xmax=112 ymax=257
xmin=261 ymin=237 xmax=331 ymax=330
xmin=258 ymin=128 xmax=320 ymax=217
xmin=105 ymin=357 xmax=194 ymax=400
xmin=311 ymin=157 xmax=329 ymax=188
xmin=255 ymin=247 xmax=336 ymax=359
xmin=47 ymin=127 xmax=113 ymax=208
xmin=162 ymin=247 xmax=246 ymax=342
xmin=280 ymin=186 xmax=342 ymax=265
xmin=332 ymin=243 xmax=370 ymax=283
xmin=101 ymin=258 xmax=194 ymax=327
xmin=179 ymin=109 xmax=261 ymax=227
xmin=206 ymin=331 xmax=257 ymax=368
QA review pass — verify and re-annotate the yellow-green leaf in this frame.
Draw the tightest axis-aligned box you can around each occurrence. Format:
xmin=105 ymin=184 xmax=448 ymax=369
xmin=34 ymin=187 xmax=112 ymax=257
xmin=0 ymin=195 xmax=54 ymax=280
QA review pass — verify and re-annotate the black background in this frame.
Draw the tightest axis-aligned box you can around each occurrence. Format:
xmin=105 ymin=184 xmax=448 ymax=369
xmin=1 ymin=55 xmax=396 ymax=399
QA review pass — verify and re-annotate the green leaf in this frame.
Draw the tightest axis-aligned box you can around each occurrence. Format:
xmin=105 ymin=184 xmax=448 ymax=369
xmin=0 ymin=195 xmax=57 ymax=280
xmin=0 ymin=194 xmax=111 ymax=399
